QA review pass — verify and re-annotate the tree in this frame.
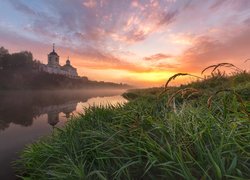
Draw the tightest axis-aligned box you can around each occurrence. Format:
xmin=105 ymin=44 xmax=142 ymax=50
xmin=0 ymin=47 xmax=9 ymax=68
xmin=2 ymin=51 xmax=34 ymax=69
xmin=0 ymin=46 xmax=9 ymax=58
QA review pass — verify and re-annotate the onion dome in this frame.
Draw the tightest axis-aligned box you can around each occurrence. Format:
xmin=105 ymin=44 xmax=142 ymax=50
xmin=49 ymin=43 xmax=59 ymax=56
xmin=66 ymin=56 xmax=70 ymax=65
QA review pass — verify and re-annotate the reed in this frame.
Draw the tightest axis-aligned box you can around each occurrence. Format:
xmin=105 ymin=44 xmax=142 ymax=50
xmin=164 ymin=73 xmax=202 ymax=88
xmin=201 ymin=63 xmax=242 ymax=75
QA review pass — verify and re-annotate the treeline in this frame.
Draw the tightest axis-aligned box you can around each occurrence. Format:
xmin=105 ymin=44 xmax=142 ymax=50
xmin=0 ymin=46 xmax=33 ymax=70
xmin=0 ymin=46 xmax=131 ymax=90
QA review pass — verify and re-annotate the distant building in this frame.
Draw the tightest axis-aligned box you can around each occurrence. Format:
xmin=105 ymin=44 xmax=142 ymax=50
xmin=35 ymin=44 xmax=78 ymax=77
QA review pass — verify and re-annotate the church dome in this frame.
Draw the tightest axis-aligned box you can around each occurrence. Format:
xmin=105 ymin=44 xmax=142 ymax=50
xmin=49 ymin=43 xmax=59 ymax=56
xmin=49 ymin=51 xmax=58 ymax=56
xmin=66 ymin=57 xmax=70 ymax=65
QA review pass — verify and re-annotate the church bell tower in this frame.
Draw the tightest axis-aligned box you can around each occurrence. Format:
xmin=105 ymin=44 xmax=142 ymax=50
xmin=48 ymin=43 xmax=60 ymax=67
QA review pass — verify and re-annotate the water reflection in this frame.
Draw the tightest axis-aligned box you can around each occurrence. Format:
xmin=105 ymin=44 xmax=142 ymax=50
xmin=37 ymin=101 xmax=77 ymax=127
xmin=0 ymin=89 xmax=127 ymax=179
xmin=0 ymin=89 xmax=127 ymax=131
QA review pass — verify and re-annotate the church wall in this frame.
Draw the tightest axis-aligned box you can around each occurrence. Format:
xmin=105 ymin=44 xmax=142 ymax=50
xmin=35 ymin=64 xmax=78 ymax=77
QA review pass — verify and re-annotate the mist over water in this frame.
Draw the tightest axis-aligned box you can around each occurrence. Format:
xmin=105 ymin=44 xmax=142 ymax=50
xmin=0 ymin=89 xmax=127 ymax=179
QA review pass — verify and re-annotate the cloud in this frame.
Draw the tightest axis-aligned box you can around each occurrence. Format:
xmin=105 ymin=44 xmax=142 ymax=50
xmin=209 ymin=0 xmax=227 ymax=10
xmin=3 ymin=0 xmax=250 ymax=86
xmin=83 ymin=0 xmax=97 ymax=8
xmin=177 ymin=26 xmax=250 ymax=72
xmin=8 ymin=0 xmax=36 ymax=15
xmin=4 ymin=0 xmax=184 ymax=75
xmin=111 ymin=2 xmax=179 ymax=44
xmin=7 ymin=0 xmax=181 ymax=44
xmin=144 ymin=53 xmax=172 ymax=61
xmin=169 ymin=33 xmax=196 ymax=45
xmin=210 ymin=0 xmax=250 ymax=11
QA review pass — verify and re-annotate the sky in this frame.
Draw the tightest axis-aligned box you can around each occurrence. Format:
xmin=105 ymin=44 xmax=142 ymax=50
xmin=0 ymin=0 xmax=249 ymax=87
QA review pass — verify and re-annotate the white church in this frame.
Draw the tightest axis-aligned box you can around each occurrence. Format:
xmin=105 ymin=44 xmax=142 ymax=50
xmin=36 ymin=44 xmax=78 ymax=77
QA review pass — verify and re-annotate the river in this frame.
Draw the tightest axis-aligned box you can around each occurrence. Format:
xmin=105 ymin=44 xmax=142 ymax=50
xmin=0 ymin=89 xmax=128 ymax=179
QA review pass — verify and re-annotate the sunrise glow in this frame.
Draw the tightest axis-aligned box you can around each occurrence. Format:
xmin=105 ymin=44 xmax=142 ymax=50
xmin=0 ymin=0 xmax=249 ymax=87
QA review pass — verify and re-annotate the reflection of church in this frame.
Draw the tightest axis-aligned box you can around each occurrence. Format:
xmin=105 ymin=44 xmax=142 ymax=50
xmin=36 ymin=44 xmax=78 ymax=77
xmin=47 ymin=103 xmax=77 ymax=127
xmin=46 ymin=101 xmax=77 ymax=127
xmin=32 ymin=101 xmax=77 ymax=127
xmin=48 ymin=112 xmax=59 ymax=127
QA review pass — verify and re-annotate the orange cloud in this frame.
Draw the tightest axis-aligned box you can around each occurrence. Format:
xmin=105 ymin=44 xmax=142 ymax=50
xmin=176 ymin=26 xmax=250 ymax=73
xmin=144 ymin=53 xmax=172 ymax=61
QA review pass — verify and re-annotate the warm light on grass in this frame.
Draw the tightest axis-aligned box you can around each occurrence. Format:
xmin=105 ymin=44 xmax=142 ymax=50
xmin=16 ymin=71 xmax=250 ymax=179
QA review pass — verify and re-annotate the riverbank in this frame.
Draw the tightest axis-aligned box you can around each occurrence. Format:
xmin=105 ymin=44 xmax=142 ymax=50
xmin=0 ymin=90 xmax=127 ymax=179
xmin=16 ymin=72 xmax=250 ymax=179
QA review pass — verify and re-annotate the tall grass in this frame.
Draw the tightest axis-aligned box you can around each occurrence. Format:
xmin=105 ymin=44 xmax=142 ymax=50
xmin=16 ymin=71 xmax=250 ymax=179
xmin=201 ymin=63 xmax=242 ymax=75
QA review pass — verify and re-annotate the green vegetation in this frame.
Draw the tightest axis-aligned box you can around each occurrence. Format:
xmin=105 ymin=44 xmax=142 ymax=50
xmin=16 ymin=70 xmax=250 ymax=179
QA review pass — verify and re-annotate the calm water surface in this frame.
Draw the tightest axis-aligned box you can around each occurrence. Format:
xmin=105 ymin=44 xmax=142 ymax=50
xmin=0 ymin=89 xmax=128 ymax=179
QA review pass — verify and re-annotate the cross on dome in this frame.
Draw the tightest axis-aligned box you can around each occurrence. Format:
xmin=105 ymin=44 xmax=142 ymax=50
xmin=53 ymin=43 xmax=55 ymax=52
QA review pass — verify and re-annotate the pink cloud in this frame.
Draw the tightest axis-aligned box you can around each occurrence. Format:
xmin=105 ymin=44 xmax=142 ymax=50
xmin=177 ymin=26 xmax=250 ymax=73
xmin=82 ymin=0 xmax=97 ymax=8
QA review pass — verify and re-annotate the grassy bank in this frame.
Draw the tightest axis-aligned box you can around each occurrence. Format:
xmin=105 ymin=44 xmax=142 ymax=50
xmin=17 ymin=71 xmax=250 ymax=179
